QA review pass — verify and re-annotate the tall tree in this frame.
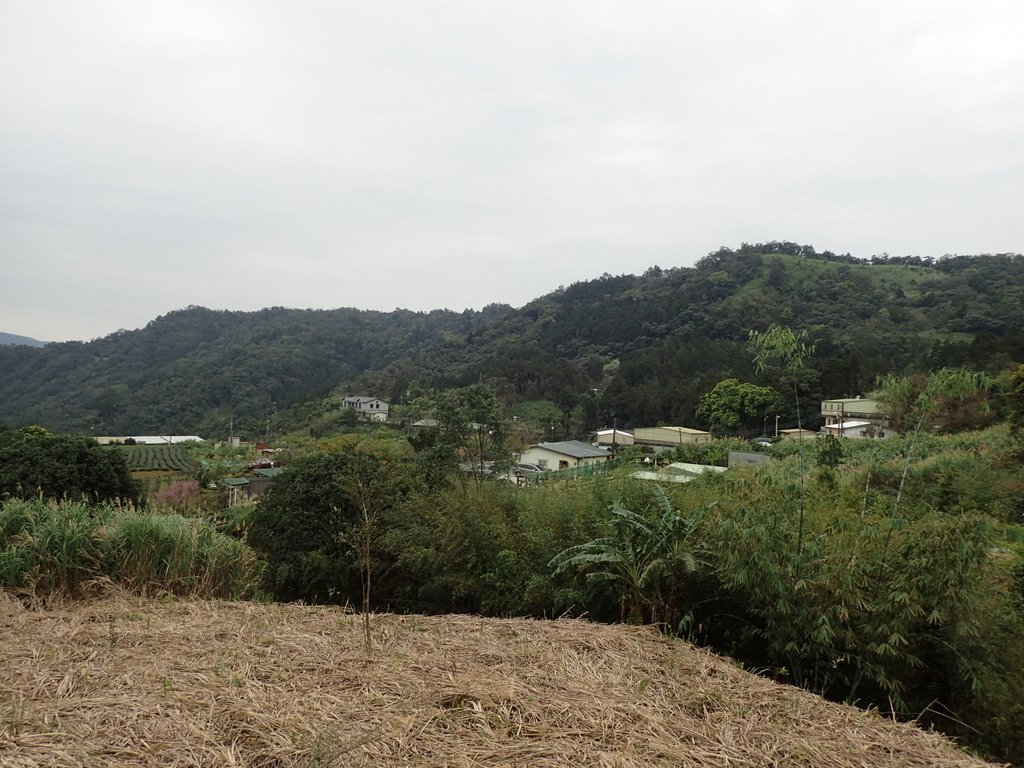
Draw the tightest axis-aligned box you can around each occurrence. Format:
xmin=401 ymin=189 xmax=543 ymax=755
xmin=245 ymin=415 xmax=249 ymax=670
xmin=1008 ymin=362 xmax=1024 ymax=437
xmin=434 ymin=384 xmax=512 ymax=488
xmin=0 ymin=429 xmax=140 ymax=505
xmin=696 ymin=379 xmax=782 ymax=436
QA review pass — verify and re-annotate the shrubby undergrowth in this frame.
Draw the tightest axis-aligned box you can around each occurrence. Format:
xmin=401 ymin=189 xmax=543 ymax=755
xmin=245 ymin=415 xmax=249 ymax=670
xmin=4 ymin=424 xmax=1022 ymax=761
xmin=0 ymin=499 xmax=262 ymax=600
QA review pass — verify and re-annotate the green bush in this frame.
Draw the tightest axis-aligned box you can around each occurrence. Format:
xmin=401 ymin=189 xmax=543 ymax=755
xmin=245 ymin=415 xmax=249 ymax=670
xmin=0 ymin=431 xmax=141 ymax=505
xmin=0 ymin=499 xmax=261 ymax=600
xmin=248 ymin=442 xmax=423 ymax=604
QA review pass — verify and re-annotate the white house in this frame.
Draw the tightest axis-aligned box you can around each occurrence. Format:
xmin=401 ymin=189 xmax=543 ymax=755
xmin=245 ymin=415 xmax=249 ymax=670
xmin=519 ymin=440 xmax=611 ymax=471
xmin=820 ymin=397 xmax=888 ymax=437
xmin=342 ymin=396 xmax=390 ymax=422
xmin=821 ymin=420 xmax=889 ymax=439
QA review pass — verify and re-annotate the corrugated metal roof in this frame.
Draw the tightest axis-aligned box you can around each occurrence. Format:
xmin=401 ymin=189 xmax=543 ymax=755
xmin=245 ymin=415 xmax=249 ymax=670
xmin=631 ymin=471 xmax=695 ymax=484
xmin=663 ymin=463 xmax=729 ymax=476
xmin=821 ymin=398 xmax=885 ymax=415
xmin=823 ymin=420 xmax=873 ymax=430
xmin=532 ymin=441 xmax=611 ymax=459
xmin=634 ymin=426 xmax=710 ymax=436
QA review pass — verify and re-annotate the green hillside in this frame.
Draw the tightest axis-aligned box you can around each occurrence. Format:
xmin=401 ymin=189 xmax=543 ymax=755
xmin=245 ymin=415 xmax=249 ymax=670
xmin=2 ymin=243 xmax=1023 ymax=437
xmin=350 ymin=244 xmax=1024 ymax=431
xmin=0 ymin=304 xmax=510 ymax=437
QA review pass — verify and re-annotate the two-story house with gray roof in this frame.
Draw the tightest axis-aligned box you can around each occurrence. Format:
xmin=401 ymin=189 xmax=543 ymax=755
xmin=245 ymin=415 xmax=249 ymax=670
xmin=342 ymin=395 xmax=390 ymax=422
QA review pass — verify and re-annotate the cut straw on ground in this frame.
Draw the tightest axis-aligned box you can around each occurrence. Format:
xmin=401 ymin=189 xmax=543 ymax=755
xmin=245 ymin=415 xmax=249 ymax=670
xmin=0 ymin=590 xmax=1005 ymax=767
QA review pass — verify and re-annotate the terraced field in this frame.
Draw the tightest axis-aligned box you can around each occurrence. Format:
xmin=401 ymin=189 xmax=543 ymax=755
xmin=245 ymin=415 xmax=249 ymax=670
xmin=118 ymin=444 xmax=196 ymax=473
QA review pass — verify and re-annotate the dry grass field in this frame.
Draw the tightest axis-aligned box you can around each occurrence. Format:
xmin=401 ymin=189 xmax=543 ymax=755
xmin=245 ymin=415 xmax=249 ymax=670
xmin=0 ymin=590 xmax=1004 ymax=767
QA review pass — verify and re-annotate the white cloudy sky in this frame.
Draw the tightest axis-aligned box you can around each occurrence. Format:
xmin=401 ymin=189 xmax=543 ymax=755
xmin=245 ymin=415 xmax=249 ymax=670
xmin=2 ymin=1 xmax=1023 ymax=341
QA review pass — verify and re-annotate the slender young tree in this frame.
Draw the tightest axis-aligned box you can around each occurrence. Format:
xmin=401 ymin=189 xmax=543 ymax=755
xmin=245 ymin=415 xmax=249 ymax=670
xmin=748 ymin=325 xmax=814 ymax=569
xmin=434 ymin=383 xmax=512 ymax=490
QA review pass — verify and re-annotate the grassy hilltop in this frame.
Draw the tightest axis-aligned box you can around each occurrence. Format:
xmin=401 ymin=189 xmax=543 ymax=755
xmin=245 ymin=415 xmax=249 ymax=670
xmin=0 ymin=592 xmax=1003 ymax=768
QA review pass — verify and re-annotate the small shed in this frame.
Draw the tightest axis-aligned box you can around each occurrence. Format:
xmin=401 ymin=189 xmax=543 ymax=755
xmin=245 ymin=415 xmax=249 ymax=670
xmin=728 ymin=451 xmax=770 ymax=468
xmin=221 ymin=468 xmax=283 ymax=505
xmin=221 ymin=477 xmax=252 ymax=506
xmin=778 ymin=429 xmax=818 ymax=441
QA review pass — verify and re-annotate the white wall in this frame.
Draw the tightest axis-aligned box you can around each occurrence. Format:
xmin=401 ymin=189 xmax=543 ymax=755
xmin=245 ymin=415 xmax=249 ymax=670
xmin=519 ymin=446 xmax=608 ymax=470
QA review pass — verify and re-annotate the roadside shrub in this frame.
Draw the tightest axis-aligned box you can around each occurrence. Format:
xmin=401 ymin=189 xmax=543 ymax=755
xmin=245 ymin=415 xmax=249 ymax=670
xmin=205 ymin=502 xmax=257 ymax=539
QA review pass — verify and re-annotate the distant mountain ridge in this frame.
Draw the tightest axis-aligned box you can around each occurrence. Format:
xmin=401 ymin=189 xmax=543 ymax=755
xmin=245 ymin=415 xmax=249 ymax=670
xmin=1 ymin=243 xmax=1022 ymax=437
xmin=0 ymin=332 xmax=46 ymax=348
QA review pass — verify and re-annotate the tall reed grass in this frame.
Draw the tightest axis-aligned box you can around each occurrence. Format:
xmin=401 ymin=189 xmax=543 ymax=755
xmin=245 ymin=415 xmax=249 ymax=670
xmin=0 ymin=499 xmax=262 ymax=600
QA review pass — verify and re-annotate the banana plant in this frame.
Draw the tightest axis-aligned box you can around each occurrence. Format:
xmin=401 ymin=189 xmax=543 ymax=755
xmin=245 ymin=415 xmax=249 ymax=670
xmin=549 ymin=486 xmax=702 ymax=625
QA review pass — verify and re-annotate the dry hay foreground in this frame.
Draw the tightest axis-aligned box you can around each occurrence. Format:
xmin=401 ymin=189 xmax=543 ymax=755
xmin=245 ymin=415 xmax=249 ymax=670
xmin=0 ymin=591 xmax=1003 ymax=768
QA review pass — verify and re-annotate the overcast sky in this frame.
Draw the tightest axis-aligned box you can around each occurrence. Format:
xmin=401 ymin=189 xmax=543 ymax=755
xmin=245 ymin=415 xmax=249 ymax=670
xmin=2 ymin=1 xmax=1023 ymax=342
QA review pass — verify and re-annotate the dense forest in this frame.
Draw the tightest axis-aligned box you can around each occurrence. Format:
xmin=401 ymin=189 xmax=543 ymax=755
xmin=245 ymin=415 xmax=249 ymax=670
xmin=2 ymin=242 xmax=1023 ymax=438
xmin=0 ymin=304 xmax=511 ymax=437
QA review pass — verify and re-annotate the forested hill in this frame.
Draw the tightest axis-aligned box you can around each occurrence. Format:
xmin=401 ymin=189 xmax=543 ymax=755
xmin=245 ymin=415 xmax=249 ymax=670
xmin=351 ymin=244 xmax=1024 ymax=430
xmin=2 ymin=243 xmax=1023 ymax=437
xmin=0 ymin=304 xmax=511 ymax=436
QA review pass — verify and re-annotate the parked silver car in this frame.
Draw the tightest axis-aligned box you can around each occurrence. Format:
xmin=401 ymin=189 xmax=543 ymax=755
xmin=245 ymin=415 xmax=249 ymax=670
xmin=513 ymin=463 xmax=543 ymax=476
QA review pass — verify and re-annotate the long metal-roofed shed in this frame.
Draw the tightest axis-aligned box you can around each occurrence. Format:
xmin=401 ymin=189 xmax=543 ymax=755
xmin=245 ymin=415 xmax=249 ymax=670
xmin=632 ymin=426 xmax=713 ymax=447
xmin=594 ymin=428 xmax=635 ymax=446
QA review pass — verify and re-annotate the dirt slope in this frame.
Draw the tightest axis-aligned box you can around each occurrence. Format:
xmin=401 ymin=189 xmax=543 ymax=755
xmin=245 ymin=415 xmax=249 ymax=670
xmin=0 ymin=592 xmax=1004 ymax=767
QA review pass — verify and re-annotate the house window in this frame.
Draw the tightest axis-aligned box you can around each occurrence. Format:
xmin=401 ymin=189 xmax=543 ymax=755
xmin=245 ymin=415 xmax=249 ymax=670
xmin=559 ymin=460 xmax=569 ymax=470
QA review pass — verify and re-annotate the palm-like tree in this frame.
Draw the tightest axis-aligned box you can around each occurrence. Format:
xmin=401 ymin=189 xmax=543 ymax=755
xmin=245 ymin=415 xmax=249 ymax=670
xmin=550 ymin=486 xmax=701 ymax=624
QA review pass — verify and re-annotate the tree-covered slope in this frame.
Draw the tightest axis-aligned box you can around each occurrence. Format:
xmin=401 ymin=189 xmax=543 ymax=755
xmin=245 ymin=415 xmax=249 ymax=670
xmin=352 ymin=243 xmax=1024 ymax=429
xmin=0 ymin=304 xmax=511 ymax=436
xmin=3 ymin=243 xmax=1023 ymax=437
